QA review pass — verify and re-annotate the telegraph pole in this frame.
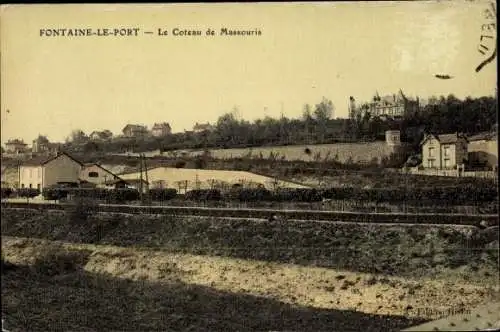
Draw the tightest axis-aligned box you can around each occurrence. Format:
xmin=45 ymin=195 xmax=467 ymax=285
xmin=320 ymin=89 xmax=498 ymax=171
xmin=139 ymin=154 xmax=144 ymax=202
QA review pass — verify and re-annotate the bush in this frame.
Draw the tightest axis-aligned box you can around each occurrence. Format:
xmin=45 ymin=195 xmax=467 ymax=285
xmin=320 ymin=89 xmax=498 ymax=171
xmin=42 ymin=187 xmax=69 ymax=201
xmin=274 ymin=188 xmax=323 ymax=202
xmin=185 ymin=189 xmax=222 ymax=201
xmin=1 ymin=187 xmax=13 ymax=198
xmin=16 ymin=188 xmax=40 ymax=199
xmin=234 ymin=188 xmax=274 ymax=202
xmin=149 ymin=188 xmax=178 ymax=201
xmin=32 ymin=245 xmax=90 ymax=276
xmin=66 ymin=197 xmax=100 ymax=224
xmin=108 ymin=188 xmax=141 ymax=203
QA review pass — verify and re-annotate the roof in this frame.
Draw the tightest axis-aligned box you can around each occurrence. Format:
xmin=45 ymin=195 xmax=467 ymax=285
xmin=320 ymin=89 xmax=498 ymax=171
xmin=6 ymin=139 xmax=27 ymax=146
xmin=82 ymin=163 xmax=124 ymax=180
xmin=193 ymin=123 xmax=213 ymax=130
xmin=468 ymin=131 xmax=497 ymax=142
xmin=152 ymin=122 xmax=171 ymax=129
xmin=123 ymin=124 xmax=147 ymax=131
xmin=105 ymin=178 xmax=149 ymax=185
xmin=21 ymin=152 xmax=83 ymax=167
xmin=420 ymin=132 xmax=466 ymax=146
xmin=437 ymin=133 xmax=461 ymax=144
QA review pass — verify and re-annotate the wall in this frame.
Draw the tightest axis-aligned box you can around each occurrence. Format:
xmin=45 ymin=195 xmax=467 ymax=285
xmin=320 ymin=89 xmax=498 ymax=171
xmin=43 ymin=155 xmax=82 ymax=187
xmin=80 ymin=164 xmax=120 ymax=185
xmin=19 ymin=166 xmax=43 ymax=189
xmin=468 ymin=139 xmax=498 ymax=168
xmin=422 ymin=137 xmax=441 ymax=169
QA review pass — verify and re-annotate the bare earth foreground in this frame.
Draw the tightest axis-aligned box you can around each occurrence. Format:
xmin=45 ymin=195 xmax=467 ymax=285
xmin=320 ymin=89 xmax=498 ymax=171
xmin=1 ymin=208 xmax=499 ymax=331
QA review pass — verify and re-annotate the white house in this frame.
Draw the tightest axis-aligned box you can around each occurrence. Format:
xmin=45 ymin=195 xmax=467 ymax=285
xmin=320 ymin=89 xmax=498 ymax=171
xmin=151 ymin=122 xmax=172 ymax=137
xmin=420 ymin=133 xmax=468 ymax=169
xmin=19 ymin=152 xmax=83 ymax=190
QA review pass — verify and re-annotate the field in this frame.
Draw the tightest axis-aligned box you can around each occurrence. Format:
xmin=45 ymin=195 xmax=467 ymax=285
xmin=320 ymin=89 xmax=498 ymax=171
xmin=2 ymin=208 xmax=499 ymax=331
xmin=119 ymin=167 xmax=309 ymax=191
xmin=116 ymin=141 xmax=394 ymax=164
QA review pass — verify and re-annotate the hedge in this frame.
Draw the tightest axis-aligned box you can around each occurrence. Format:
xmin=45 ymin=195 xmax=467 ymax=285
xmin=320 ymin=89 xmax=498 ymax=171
xmin=321 ymin=185 xmax=498 ymax=205
xmin=1 ymin=187 xmax=13 ymax=198
xmin=274 ymin=188 xmax=323 ymax=202
xmin=16 ymin=188 xmax=40 ymax=199
xmin=232 ymin=188 xmax=274 ymax=202
xmin=185 ymin=189 xmax=222 ymax=201
xmin=42 ymin=188 xmax=69 ymax=201
xmin=149 ymin=188 xmax=178 ymax=201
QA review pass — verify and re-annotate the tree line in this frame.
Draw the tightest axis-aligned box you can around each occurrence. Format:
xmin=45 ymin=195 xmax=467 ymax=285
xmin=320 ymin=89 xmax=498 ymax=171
xmin=63 ymin=94 xmax=496 ymax=155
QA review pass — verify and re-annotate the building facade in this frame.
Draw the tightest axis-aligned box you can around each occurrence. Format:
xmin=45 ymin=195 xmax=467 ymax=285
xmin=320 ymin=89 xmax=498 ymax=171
xmin=193 ymin=122 xmax=214 ymax=133
xmin=19 ymin=152 xmax=83 ymax=189
xmin=349 ymin=90 xmax=420 ymax=120
xmin=151 ymin=122 xmax=172 ymax=137
xmin=122 ymin=124 xmax=149 ymax=137
xmin=79 ymin=163 xmax=123 ymax=187
xmin=421 ymin=133 xmax=468 ymax=169
xmin=467 ymin=131 xmax=498 ymax=170
xmin=5 ymin=139 xmax=28 ymax=154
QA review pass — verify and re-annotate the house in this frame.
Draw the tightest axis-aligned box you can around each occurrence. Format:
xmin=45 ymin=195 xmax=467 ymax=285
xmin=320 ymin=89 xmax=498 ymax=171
xmin=79 ymin=163 xmax=124 ymax=187
xmin=193 ymin=122 xmax=214 ymax=133
xmin=5 ymin=139 xmax=28 ymax=154
xmin=18 ymin=152 xmax=83 ymax=190
xmin=467 ymin=131 xmax=498 ymax=170
xmin=349 ymin=90 xmax=420 ymax=120
xmin=89 ymin=130 xmax=113 ymax=141
xmin=151 ymin=122 xmax=172 ymax=137
xmin=420 ymin=133 xmax=468 ymax=169
xmin=32 ymin=136 xmax=60 ymax=155
xmin=122 ymin=124 xmax=149 ymax=137
xmin=104 ymin=178 xmax=149 ymax=193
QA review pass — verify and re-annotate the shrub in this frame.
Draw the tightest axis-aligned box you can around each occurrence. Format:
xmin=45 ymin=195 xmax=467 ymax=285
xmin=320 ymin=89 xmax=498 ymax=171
xmin=274 ymin=188 xmax=323 ymax=202
xmin=42 ymin=187 xmax=69 ymax=201
xmin=185 ymin=189 xmax=222 ymax=201
xmin=175 ymin=160 xmax=186 ymax=168
xmin=16 ymin=188 xmax=40 ymax=200
xmin=235 ymin=188 xmax=273 ymax=202
xmin=1 ymin=187 xmax=13 ymax=199
xmin=149 ymin=188 xmax=178 ymax=201
xmin=32 ymin=245 xmax=90 ymax=276
xmin=108 ymin=188 xmax=141 ymax=203
xmin=66 ymin=197 xmax=100 ymax=224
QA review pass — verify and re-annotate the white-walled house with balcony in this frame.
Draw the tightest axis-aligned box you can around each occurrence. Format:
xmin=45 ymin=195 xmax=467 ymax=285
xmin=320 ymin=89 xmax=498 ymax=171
xmin=18 ymin=152 xmax=83 ymax=190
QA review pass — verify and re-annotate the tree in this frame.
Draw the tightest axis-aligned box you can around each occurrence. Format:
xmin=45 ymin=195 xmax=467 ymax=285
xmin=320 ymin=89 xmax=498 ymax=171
xmin=314 ymin=97 xmax=334 ymax=143
xmin=69 ymin=129 xmax=88 ymax=143
xmin=314 ymin=97 xmax=334 ymax=122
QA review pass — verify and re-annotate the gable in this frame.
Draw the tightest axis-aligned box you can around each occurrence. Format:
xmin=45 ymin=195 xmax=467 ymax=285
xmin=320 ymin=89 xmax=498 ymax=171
xmin=420 ymin=134 xmax=439 ymax=146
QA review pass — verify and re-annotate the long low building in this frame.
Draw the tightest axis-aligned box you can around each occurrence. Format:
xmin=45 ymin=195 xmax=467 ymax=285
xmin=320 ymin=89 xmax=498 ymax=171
xmin=118 ymin=167 xmax=309 ymax=193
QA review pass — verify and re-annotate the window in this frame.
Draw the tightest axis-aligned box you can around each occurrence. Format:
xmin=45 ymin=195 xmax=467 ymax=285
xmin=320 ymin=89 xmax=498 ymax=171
xmin=37 ymin=184 xmax=41 ymax=190
xmin=444 ymin=159 xmax=450 ymax=168
xmin=443 ymin=145 xmax=450 ymax=157
xmin=428 ymin=160 xmax=435 ymax=168
xmin=88 ymin=171 xmax=99 ymax=178
xmin=29 ymin=184 xmax=32 ymax=188
xmin=21 ymin=183 xmax=25 ymax=188
xmin=428 ymin=147 xmax=435 ymax=158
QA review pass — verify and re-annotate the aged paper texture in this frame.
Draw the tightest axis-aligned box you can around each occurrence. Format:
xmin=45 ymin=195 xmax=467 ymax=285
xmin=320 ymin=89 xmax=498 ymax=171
xmin=1 ymin=2 xmax=498 ymax=332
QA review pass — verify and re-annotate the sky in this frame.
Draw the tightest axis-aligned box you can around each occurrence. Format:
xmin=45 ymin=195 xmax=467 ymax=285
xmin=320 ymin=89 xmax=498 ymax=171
xmin=0 ymin=1 xmax=497 ymax=144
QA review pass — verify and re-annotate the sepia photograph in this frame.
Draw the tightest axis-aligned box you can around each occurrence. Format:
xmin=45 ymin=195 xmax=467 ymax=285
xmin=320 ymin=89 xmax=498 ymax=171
xmin=1 ymin=2 xmax=498 ymax=331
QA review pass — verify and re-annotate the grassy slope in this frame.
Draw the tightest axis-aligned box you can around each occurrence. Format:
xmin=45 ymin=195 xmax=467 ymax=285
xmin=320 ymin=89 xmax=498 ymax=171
xmin=2 ymin=208 xmax=499 ymax=331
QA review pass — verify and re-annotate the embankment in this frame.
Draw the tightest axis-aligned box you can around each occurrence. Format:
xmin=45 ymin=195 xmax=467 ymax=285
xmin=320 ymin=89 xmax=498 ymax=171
xmin=1 ymin=207 xmax=498 ymax=280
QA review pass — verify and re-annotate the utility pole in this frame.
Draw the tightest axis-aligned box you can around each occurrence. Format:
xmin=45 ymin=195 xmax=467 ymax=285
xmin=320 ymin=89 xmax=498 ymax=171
xmin=143 ymin=153 xmax=150 ymax=205
xmin=139 ymin=154 xmax=144 ymax=202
